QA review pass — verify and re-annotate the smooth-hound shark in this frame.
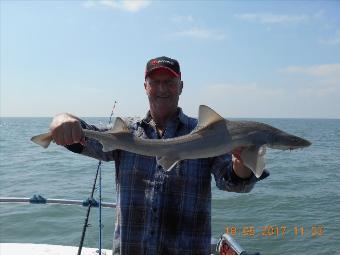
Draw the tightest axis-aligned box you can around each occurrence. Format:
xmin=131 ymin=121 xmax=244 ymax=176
xmin=31 ymin=105 xmax=311 ymax=178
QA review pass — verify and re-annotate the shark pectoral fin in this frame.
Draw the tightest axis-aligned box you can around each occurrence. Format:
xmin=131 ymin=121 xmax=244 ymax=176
xmin=157 ymin=156 xmax=180 ymax=171
xmin=107 ymin=117 xmax=129 ymax=134
xmin=240 ymin=145 xmax=266 ymax=178
xmin=197 ymin=105 xmax=224 ymax=129
xmin=31 ymin=132 xmax=53 ymax=148
xmin=100 ymin=141 xmax=117 ymax=152
xmin=83 ymin=129 xmax=118 ymax=152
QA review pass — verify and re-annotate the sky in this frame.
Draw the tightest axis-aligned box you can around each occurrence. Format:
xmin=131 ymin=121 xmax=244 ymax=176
xmin=1 ymin=0 xmax=339 ymax=118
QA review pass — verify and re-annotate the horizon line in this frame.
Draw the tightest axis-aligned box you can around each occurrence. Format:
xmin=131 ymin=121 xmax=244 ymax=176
xmin=1 ymin=115 xmax=339 ymax=120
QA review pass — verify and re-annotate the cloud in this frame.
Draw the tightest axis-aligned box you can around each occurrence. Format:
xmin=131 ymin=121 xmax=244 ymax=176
xmin=169 ymin=14 xmax=226 ymax=40
xmin=234 ymin=13 xmax=311 ymax=25
xmin=320 ymin=30 xmax=340 ymax=45
xmin=296 ymin=83 xmax=339 ymax=97
xmin=281 ymin=63 xmax=340 ymax=77
xmin=187 ymin=63 xmax=340 ymax=118
xmin=183 ymin=79 xmax=339 ymax=118
xmin=203 ymin=83 xmax=285 ymax=97
xmin=206 ymin=81 xmax=339 ymax=100
xmin=84 ymin=0 xmax=150 ymax=13
xmin=279 ymin=63 xmax=340 ymax=98
xmin=171 ymin=15 xmax=194 ymax=23
xmin=181 ymin=82 xmax=287 ymax=118
xmin=83 ymin=1 xmax=96 ymax=8
xmin=171 ymin=28 xmax=227 ymax=40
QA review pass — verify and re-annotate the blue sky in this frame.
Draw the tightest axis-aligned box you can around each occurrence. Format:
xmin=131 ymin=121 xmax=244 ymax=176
xmin=1 ymin=0 xmax=339 ymax=118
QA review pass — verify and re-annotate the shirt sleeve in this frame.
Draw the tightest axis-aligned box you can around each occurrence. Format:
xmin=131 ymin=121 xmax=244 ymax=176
xmin=210 ymin=154 xmax=264 ymax=193
xmin=65 ymin=119 xmax=115 ymax=162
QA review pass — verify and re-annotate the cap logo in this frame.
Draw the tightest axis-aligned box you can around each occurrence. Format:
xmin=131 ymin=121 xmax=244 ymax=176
xmin=157 ymin=59 xmax=174 ymax=65
xmin=151 ymin=59 xmax=174 ymax=66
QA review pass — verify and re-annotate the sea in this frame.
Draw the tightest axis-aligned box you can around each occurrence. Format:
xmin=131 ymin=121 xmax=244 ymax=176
xmin=0 ymin=117 xmax=339 ymax=255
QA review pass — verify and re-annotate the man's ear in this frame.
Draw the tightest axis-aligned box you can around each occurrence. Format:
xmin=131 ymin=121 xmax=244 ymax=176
xmin=179 ymin=81 xmax=183 ymax=95
xmin=144 ymin=81 xmax=151 ymax=96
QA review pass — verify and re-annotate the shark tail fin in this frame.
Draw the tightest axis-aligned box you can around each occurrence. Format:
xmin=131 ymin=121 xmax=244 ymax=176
xmin=197 ymin=105 xmax=225 ymax=129
xmin=240 ymin=145 xmax=266 ymax=178
xmin=157 ymin=156 xmax=180 ymax=172
xmin=31 ymin=132 xmax=53 ymax=148
xmin=107 ymin=117 xmax=129 ymax=134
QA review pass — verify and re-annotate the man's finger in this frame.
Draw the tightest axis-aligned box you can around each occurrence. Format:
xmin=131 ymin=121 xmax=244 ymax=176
xmin=232 ymin=150 xmax=243 ymax=160
xmin=52 ymin=126 xmax=63 ymax=145
xmin=71 ymin=122 xmax=83 ymax=144
xmin=63 ymin=124 xmax=73 ymax=145
xmin=232 ymin=154 xmax=241 ymax=163
xmin=233 ymin=152 xmax=241 ymax=160
xmin=232 ymin=147 xmax=244 ymax=159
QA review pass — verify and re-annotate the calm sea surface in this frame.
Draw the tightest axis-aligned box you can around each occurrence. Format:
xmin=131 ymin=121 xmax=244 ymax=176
xmin=0 ymin=117 xmax=339 ymax=254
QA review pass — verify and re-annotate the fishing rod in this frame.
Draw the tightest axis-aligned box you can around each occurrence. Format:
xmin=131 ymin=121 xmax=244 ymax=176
xmin=77 ymin=161 xmax=102 ymax=255
xmin=77 ymin=101 xmax=117 ymax=255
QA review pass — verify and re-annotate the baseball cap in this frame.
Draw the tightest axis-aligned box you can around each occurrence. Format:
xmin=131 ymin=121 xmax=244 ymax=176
xmin=145 ymin=56 xmax=181 ymax=79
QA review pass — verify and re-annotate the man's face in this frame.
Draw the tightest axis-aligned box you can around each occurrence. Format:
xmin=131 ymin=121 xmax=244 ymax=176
xmin=144 ymin=69 xmax=183 ymax=117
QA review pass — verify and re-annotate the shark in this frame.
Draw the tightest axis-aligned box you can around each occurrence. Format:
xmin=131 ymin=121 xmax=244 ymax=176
xmin=31 ymin=105 xmax=311 ymax=178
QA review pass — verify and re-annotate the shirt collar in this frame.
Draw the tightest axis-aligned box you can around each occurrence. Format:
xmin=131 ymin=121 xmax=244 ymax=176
xmin=141 ymin=107 xmax=188 ymax=127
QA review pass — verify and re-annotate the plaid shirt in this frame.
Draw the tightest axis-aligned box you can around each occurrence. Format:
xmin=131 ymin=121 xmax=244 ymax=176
xmin=68 ymin=108 xmax=258 ymax=255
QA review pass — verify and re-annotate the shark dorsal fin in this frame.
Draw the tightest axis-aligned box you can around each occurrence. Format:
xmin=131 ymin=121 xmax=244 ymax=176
xmin=108 ymin=117 xmax=129 ymax=134
xmin=197 ymin=105 xmax=224 ymax=128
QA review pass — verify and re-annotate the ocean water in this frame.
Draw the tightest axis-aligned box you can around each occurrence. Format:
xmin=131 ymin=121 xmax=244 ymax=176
xmin=0 ymin=117 xmax=339 ymax=255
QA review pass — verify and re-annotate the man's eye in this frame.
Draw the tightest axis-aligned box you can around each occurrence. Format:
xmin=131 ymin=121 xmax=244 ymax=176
xmin=166 ymin=80 xmax=177 ymax=86
xmin=149 ymin=80 xmax=158 ymax=86
xmin=148 ymin=80 xmax=178 ymax=86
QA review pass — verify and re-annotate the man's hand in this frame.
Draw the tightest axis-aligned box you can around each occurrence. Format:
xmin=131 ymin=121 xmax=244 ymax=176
xmin=232 ymin=148 xmax=252 ymax=179
xmin=50 ymin=113 xmax=85 ymax=146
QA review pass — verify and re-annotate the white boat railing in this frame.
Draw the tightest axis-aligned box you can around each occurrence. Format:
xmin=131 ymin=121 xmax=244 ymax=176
xmin=0 ymin=196 xmax=116 ymax=208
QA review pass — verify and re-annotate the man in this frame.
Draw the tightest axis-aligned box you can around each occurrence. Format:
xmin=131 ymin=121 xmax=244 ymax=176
xmin=50 ymin=56 xmax=262 ymax=255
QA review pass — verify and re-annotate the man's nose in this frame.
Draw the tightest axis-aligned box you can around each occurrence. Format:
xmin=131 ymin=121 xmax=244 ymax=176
xmin=158 ymin=82 xmax=168 ymax=92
